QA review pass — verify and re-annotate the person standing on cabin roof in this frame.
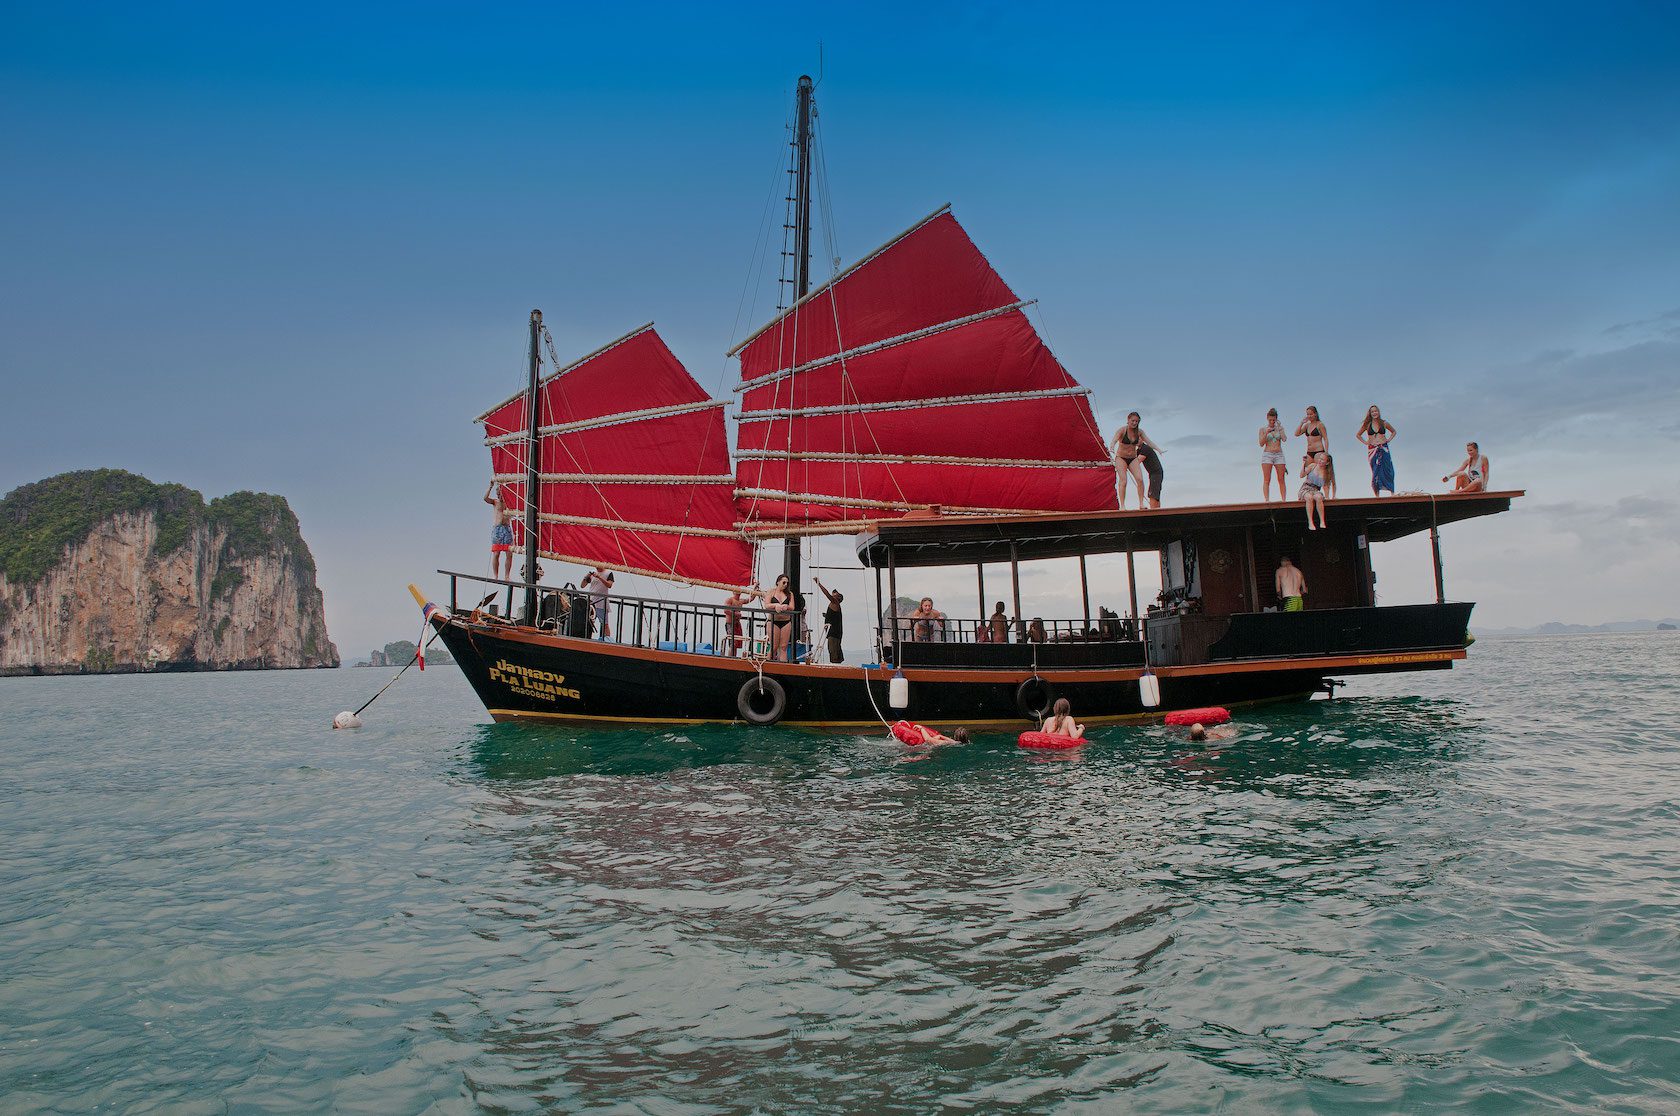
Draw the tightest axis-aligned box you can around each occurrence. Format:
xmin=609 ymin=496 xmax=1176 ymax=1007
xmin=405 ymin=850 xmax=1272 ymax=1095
xmin=814 ymin=577 xmax=844 ymax=664
xmin=1296 ymin=406 xmax=1328 ymax=471
xmin=1276 ymin=556 xmax=1307 ymax=612
xmin=1444 ymin=442 xmax=1490 ymax=492
xmin=580 ymin=566 xmax=614 ymax=640
xmin=1137 ymin=438 xmax=1165 ymax=508
xmin=1259 ymin=408 xmax=1289 ymax=501
xmin=484 ymin=483 xmax=514 ymax=582
xmin=1110 ymin=411 xmax=1161 ymax=511
xmin=1357 ymin=405 xmax=1397 ymax=496
xmin=1299 ymin=451 xmax=1329 ymax=530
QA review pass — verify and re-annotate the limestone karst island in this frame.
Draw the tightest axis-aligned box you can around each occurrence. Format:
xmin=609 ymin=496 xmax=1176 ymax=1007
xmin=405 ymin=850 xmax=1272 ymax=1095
xmin=0 ymin=470 xmax=337 ymax=675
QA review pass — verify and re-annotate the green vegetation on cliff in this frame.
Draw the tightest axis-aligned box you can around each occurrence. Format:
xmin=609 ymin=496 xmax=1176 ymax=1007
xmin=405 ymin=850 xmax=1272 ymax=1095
xmin=0 ymin=469 xmax=316 ymax=584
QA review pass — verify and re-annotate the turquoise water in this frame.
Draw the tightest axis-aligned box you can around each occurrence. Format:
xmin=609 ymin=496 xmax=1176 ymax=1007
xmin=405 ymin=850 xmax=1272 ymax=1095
xmin=3 ymin=635 xmax=1678 ymax=1113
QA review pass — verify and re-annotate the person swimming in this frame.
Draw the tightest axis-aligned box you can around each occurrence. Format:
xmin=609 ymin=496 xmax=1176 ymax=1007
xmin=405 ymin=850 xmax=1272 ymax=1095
xmin=1042 ymin=698 xmax=1085 ymax=739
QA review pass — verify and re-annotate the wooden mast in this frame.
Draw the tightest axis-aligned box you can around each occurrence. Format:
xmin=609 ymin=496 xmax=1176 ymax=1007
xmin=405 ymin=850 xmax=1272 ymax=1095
xmin=781 ymin=75 xmax=815 ymax=653
xmin=522 ymin=309 xmax=543 ymax=625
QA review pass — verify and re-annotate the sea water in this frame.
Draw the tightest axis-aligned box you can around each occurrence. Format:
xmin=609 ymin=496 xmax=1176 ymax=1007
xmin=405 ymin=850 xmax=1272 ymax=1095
xmin=2 ymin=635 xmax=1678 ymax=1113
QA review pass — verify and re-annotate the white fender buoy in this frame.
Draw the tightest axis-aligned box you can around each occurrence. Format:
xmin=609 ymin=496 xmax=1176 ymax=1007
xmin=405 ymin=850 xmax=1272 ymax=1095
xmin=1138 ymin=671 xmax=1161 ymax=709
xmin=333 ymin=711 xmax=363 ymax=730
xmin=889 ymin=670 xmax=910 ymax=710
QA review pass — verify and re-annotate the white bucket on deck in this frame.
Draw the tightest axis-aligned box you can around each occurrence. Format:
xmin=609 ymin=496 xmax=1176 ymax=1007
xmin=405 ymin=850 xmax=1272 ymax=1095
xmin=889 ymin=671 xmax=909 ymax=710
xmin=1139 ymin=671 xmax=1161 ymax=709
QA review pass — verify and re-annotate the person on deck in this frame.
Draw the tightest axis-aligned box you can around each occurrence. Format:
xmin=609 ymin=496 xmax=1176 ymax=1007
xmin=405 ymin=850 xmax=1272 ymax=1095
xmin=764 ymin=574 xmax=796 ymax=662
xmin=1296 ymin=405 xmax=1329 ymax=470
xmin=1137 ymin=439 xmax=1165 ymax=508
xmin=1110 ymin=411 xmax=1162 ymax=511
xmin=1028 ymin=618 xmax=1048 ymax=643
xmin=580 ymin=567 xmax=614 ymax=640
xmin=1259 ymin=408 xmax=1289 ymax=501
xmin=1299 ymin=452 xmax=1329 ymax=530
xmin=1443 ymin=442 xmax=1490 ymax=492
xmin=484 ymin=483 xmax=514 ymax=582
xmin=1043 ymin=698 xmax=1085 ymax=740
xmin=1276 ymin=556 xmax=1307 ymax=612
xmin=813 ymin=577 xmax=844 ymax=664
xmin=911 ymin=598 xmax=947 ymax=642
xmin=1356 ymin=405 xmax=1397 ymax=496
xmin=722 ymin=585 xmax=761 ymax=657
xmin=989 ymin=602 xmax=1010 ymax=644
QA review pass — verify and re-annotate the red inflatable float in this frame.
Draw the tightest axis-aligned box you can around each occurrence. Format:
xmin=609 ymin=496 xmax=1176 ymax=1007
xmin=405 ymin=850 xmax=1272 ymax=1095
xmin=1018 ymin=731 xmax=1085 ymax=750
xmin=1164 ymin=706 xmax=1231 ymax=726
xmin=891 ymin=720 xmax=931 ymax=746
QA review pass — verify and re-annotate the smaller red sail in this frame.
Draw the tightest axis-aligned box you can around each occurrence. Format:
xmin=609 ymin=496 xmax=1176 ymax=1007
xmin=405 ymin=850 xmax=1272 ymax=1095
xmin=731 ymin=207 xmax=1119 ymax=531
xmin=478 ymin=325 xmax=753 ymax=589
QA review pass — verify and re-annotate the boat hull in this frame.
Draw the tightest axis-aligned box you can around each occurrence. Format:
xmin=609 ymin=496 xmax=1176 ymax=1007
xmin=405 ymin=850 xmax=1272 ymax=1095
xmin=433 ymin=618 xmax=1463 ymax=728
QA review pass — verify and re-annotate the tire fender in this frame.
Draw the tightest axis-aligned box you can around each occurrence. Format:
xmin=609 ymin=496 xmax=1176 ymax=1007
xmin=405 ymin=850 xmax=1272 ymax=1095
xmin=1015 ymin=676 xmax=1052 ymax=720
xmin=737 ymin=675 xmax=787 ymax=725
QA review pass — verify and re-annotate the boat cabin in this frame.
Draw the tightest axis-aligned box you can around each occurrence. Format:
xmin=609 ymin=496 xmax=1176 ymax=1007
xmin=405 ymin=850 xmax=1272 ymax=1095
xmin=857 ymin=491 xmax=1519 ymax=673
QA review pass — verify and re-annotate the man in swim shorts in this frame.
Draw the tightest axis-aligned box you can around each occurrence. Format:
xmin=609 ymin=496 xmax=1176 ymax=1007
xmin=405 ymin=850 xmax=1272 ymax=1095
xmin=484 ymin=482 xmax=514 ymax=581
xmin=1275 ymin=556 xmax=1307 ymax=612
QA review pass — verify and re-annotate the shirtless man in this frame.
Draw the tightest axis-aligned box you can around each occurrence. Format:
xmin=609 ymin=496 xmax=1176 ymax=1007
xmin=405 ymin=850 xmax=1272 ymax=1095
xmin=1443 ymin=442 xmax=1490 ymax=492
xmin=722 ymin=585 xmax=761 ymax=657
xmin=910 ymin=597 xmax=947 ymax=642
xmin=1276 ymin=556 xmax=1307 ymax=612
xmin=484 ymin=483 xmax=514 ymax=581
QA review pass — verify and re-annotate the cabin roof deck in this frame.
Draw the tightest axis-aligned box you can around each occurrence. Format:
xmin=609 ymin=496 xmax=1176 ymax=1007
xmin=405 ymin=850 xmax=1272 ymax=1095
xmin=855 ymin=490 xmax=1521 ymax=568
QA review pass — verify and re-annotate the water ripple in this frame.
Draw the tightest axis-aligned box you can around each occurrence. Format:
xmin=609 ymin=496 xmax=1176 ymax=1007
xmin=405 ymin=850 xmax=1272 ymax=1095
xmin=2 ymin=634 xmax=1678 ymax=1111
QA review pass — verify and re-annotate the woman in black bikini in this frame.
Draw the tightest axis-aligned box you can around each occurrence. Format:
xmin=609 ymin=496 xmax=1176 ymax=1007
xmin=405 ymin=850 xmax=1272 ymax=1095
xmin=765 ymin=573 xmax=795 ymax=662
xmin=1110 ymin=411 xmax=1160 ymax=511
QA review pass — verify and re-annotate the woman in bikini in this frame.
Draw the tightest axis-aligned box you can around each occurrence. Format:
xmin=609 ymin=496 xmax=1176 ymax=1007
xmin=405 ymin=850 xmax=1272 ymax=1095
xmin=1110 ymin=411 xmax=1160 ymax=511
xmin=1258 ymin=407 xmax=1289 ymax=501
xmin=1356 ymin=405 xmax=1397 ymax=496
xmin=1043 ymin=697 xmax=1085 ymax=740
xmin=764 ymin=574 xmax=795 ymax=662
xmin=1296 ymin=406 xmax=1327 ymax=469
xmin=1443 ymin=442 xmax=1490 ymax=492
xmin=1300 ymin=450 xmax=1329 ymax=529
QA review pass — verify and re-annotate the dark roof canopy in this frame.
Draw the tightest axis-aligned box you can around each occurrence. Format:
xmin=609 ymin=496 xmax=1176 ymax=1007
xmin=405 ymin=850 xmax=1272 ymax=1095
xmin=854 ymin=491 xmax=1521 ymax=569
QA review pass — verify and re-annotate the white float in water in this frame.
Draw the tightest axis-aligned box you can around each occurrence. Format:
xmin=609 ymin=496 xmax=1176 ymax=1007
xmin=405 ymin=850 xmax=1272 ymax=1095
xmin=333 ymin=711 xmax=363 ymax=730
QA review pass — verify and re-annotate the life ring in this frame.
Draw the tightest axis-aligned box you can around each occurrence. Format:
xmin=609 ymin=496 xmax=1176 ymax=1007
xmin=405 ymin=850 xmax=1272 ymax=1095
xmin=891 ymin=720 xmax=928 ymax=746
xmin=737 ymin=675 xmax=787 ymax=725
xmin=1019 ymin=731 xmax=1084 ymax=750
xmin=1164 ymin=706 xmax=1230 ymax=726
xmin=1015 ymin=676 xmax=1053 ymax=719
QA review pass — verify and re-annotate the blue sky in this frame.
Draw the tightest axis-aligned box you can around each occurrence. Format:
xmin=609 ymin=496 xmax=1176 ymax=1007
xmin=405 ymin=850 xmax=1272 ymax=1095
xmin=3 ymin=2 xmax=1678 ymax=656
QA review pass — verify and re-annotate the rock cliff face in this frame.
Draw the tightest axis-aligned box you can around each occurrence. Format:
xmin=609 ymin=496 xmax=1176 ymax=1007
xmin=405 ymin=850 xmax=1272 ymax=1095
xmin=0 ymin=471 xmax=338 ymax=674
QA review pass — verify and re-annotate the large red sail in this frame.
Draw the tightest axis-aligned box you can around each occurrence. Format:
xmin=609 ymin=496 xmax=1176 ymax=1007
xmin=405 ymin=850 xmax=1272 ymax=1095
xmin=731 ymin=207 xmax=1117 ymax=532
xmin=478 ymin=325 xmax=754 ymax=589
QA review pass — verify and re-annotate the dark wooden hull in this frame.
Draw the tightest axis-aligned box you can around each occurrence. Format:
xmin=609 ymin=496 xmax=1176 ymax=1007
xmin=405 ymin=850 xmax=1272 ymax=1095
xmin=432 ymin=615 xmax=1468 ymax=729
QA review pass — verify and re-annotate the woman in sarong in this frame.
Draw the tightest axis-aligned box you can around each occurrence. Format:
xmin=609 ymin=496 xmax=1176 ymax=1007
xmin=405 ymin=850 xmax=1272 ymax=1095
xmin=1356 ymin=404 xmax=1397 ymax=496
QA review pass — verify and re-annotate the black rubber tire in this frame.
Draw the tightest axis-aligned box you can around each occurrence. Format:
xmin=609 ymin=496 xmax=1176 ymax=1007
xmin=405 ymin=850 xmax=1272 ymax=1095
xmin=737 ymin=675 xmax=787 ymax=725
xmin=1016 ymin=676 xmax=1052 ymax=720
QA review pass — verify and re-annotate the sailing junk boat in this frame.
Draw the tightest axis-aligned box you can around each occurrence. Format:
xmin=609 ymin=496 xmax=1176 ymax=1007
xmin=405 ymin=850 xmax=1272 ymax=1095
xmin=416 ymin=77 xmax=1519 ymax=728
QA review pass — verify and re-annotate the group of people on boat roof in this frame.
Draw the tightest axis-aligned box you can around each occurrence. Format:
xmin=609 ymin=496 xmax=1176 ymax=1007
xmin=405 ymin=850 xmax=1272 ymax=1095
xmin=1113 ymin=405 xmax=1490 ymax=525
